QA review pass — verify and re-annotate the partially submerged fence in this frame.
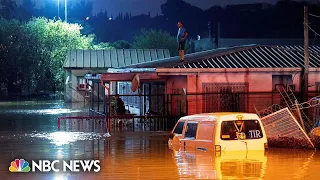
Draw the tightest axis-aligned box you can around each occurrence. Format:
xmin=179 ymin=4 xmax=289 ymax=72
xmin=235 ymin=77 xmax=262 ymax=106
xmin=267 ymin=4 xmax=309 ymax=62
xmin=57 ymin=116 xmax=106 ymax=132
xmin=260 ymin=108 xmax=315 ymax=149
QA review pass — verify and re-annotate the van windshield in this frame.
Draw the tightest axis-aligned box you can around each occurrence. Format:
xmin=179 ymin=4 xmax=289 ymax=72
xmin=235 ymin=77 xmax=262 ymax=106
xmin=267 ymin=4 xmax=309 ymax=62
xmin=220 ymin=120 xmax=263 ymax=140
xmin=173 ymin=121 xmax=185 ymax=134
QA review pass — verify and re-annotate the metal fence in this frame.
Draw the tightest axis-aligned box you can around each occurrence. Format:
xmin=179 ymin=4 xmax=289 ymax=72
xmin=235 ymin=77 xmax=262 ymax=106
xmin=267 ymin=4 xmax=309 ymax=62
xmin=86 ymin=90 xmax=320 ymax=132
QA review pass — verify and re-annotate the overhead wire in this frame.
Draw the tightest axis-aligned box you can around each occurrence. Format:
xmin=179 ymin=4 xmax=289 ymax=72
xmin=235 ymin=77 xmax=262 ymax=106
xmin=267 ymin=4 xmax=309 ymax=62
xmin=308 ymin=13 xmax=320 ymax=44
xmin=309 ymin=13 xmax=320 ymax=19
xmin=306 ymin=24 xmax=320 ymax=37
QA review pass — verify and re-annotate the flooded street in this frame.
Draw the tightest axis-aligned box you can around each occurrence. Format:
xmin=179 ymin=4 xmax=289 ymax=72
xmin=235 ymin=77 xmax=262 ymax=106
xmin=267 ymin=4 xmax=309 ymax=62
xmin=0 ymin=101 xmax=319 ymax=179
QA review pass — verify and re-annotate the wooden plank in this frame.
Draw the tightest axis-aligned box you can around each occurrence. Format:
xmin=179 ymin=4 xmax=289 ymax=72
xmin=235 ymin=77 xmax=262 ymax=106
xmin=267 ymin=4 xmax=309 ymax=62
xmin=83 ymin=50 xmax=91 ymax=68
xmin=130 ymin=49 xmax=138 ymax=64
xmin=76 ymin=50 xmax=84 ymax=68
xmin=111 ymin=49 xmax=118 ymax=67
xmin=117 ymin=49 xmax=125 ymax=67
xmin=92 ymin=50 xmax=99 ymax=68
xmin=70 ymin=50 xmax=77 ymax=67
xmin=124 ymin=49 xmax=132 ymax=66
xmin=64 ymin=50 xmax=71 ymax=67
xmin=157 ymin=49 xmax=165 ymax=59
xmin=137 ymin=49 xmax=145 ymax=63
xmin=143 ymin=49 xmax=152 ymax=63
xmin=97 ymin=50 xmax=104 ymax=68
xmin=164 ymin=49 xmax=170 ymax=58
xmin=104 ymin=49 xmax=111 ymax=67
xmin=150 ymin=49 xmax=158 ymax=61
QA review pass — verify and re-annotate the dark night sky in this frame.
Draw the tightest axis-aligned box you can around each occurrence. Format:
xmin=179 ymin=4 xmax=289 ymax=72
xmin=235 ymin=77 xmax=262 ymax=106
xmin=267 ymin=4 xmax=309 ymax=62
xmin=15 ymin=0 xmax=318 ymax=17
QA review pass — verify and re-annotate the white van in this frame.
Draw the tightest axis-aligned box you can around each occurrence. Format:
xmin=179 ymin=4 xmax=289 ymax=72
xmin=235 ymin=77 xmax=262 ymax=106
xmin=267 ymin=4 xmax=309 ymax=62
xmin=168 ymin=112 xmax=268 ymax=152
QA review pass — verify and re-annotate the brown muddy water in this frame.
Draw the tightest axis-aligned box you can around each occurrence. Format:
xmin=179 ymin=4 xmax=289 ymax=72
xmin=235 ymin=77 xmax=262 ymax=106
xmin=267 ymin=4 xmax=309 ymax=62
xmin=0 ymin=101 xmax=319 ymax=180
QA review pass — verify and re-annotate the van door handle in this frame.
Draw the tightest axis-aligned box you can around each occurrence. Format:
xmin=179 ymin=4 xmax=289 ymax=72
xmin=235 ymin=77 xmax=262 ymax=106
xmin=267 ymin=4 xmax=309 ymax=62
xmin=196 ymin=147 xmax=207 ymax=151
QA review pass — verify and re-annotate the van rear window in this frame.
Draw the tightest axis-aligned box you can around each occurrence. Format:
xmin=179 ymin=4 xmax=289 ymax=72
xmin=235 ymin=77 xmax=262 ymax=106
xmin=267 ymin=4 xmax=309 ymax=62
xmin=173 ymin=121 xmax=184 ymax=134
xmin=220 ymin=120 xmax=263 ymax=140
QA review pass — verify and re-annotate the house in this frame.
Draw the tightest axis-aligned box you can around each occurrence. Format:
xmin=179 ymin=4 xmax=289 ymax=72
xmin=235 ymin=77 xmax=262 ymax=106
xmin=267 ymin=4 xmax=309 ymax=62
xmin=88 ymin=44 xmax=320 ymax=120
xmin=63 ymin=48 xmax=171 ymax=102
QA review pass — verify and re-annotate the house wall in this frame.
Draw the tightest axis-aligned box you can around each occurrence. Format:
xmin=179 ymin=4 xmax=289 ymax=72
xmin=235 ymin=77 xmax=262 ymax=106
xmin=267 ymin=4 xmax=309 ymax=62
xmin=165 ymin=70 xmax=320 ymax=115
xmin=309 ymin=70 xmax=320 ymax=92
xmin=165 ymin=76 xmax=187 ymax=115
xmin=64 ymin=69 xmax=112 ymax=102
xmin=65 ymin=70 xmax=89 ymax=102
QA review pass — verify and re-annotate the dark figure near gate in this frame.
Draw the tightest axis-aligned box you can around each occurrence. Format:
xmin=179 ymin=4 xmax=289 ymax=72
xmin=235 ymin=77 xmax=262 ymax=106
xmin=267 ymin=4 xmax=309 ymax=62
xmin=115 ymin=94 xmax=126 ymax=114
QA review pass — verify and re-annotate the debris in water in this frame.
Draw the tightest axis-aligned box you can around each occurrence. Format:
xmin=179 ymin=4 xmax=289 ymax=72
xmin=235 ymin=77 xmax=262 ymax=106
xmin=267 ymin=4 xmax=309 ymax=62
xmin=103 ymin=132 xmax=111 ymax=137
xmin=268 ymin=137 xmax=314 ymax=150
xmin=310 ymin=127 xmax=320 ymax=149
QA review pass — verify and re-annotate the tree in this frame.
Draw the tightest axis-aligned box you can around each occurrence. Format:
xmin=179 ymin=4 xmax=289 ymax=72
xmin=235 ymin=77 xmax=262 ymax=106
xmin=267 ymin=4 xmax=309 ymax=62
xmin=26 ymin=17 xmax=96 ymax=91
xmin=93 ymin=42 xmax=113 ymax=49
xmin=0 ymin=0 xmax=18 ymax=19
xmin=133 ymin=29 xmax=179 ymax=56
xmin=0 ymin=18 xmax=38 ymax=96
xmin=110 ymin=40 xmax=132 ymax=49
xmin=0 ymin=17 xmax=107 ymax=96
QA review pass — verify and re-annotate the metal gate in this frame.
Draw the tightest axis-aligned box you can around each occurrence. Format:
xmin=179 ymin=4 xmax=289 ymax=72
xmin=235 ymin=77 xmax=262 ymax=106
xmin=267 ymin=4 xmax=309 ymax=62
xmin=202 ymin=83 xmax=248 ymax=113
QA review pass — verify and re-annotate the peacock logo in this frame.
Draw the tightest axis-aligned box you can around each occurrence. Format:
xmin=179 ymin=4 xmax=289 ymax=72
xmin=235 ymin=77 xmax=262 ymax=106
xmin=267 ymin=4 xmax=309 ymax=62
xmin=9 ymin=159 xmax=31 ymax=172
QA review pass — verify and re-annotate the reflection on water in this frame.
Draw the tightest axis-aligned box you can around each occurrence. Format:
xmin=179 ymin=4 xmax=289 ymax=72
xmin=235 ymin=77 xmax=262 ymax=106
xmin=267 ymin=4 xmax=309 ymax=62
xmin=0 ymin=131 xmax=320 ymax=179
xmin=173 ymin=150 xmax=268 ymax=179
xmin=0 ymin=100 xmax=88 ymax=133
xmin=0 ymin=109 xmax=82 ymax=115
xmin=0 ymin=101 xmax=320 ymax=179
xmin=29 ymin=132 xmax=105 ymax=146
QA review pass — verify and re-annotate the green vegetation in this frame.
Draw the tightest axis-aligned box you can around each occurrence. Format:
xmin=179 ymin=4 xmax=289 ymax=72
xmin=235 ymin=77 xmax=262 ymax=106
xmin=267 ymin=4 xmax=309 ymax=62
xmin=0 ymin=17 xmax=179 ymax=97
xmin=133 ymin=29 xmax=180 ymax=56
xmin=110 ymin=40 xmax=132 ymax=49
xmin=0 ymin=17 xmax=111 ymax=96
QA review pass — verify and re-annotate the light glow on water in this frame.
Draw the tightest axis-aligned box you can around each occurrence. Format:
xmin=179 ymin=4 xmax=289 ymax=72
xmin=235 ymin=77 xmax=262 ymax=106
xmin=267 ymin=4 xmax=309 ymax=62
xmin=0 ymin=108 xmax=82 ymax=115
xmin=50 ymin=132 xmax=76 ymax=146
xmin=28 ymin=131 xmax=104 ymax=146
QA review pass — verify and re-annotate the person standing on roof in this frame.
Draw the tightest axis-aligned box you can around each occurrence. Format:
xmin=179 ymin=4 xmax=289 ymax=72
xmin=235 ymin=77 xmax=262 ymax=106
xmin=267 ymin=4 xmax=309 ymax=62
xmin=177 ymin=21 xmax=188 ymax=62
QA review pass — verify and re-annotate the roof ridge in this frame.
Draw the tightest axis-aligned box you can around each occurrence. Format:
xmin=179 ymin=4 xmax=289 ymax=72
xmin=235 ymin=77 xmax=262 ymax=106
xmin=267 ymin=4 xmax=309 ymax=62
xmin=174 ymin=44 xmax=261 ymax=66
xmin=174 ymin=44 xmax=320 ymax=68
xmin=268 ymin=45 xmax=320 ymax=56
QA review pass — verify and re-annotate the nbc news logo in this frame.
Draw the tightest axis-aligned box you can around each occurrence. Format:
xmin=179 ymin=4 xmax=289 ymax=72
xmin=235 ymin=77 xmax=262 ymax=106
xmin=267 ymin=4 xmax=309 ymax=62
xmin=9 ymin=159 xmax=100 ymax=173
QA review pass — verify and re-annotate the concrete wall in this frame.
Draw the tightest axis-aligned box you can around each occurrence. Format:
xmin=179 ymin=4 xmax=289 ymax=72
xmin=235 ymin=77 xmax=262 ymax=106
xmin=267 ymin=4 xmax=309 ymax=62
xmin=165 ymin=71 xmax=320 ymax=115
xmin=65 ymin=70 xmax=88 ymax=102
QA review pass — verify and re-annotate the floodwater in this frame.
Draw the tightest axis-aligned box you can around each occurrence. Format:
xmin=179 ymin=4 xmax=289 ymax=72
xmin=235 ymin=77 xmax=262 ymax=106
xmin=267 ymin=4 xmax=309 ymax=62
xmin=0 ymin=100 xmax=320 ymax=180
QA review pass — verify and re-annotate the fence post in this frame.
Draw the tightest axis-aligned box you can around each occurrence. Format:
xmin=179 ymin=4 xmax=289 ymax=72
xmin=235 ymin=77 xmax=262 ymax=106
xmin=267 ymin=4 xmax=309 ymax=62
xmin=58 ymin=118 xmax=60 ymax=131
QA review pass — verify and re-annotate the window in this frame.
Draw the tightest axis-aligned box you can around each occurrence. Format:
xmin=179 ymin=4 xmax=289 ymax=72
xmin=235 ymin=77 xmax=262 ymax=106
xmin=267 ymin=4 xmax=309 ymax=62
xmin=272 ymin=75 xmax=293 ymax=91
xmin=185 ymin=122 xmax=198 ymax=139
xmin=220 ymin=120 xmax=263 ymax=140
xmin=173 ymin=121 xmax=185 ymax=134
xmin=197 ymin=122 xmax=216 ymax=140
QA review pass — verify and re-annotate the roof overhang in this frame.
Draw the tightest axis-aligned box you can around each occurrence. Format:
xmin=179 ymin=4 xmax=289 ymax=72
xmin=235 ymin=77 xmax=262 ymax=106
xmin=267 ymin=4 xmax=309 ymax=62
xmin=155 ymin=67 xmax=320 ymax=74
xmin=100 ymin=70 xmax=162 ymax=82
xmin=91 ymin=67 xmax=320 ymax=81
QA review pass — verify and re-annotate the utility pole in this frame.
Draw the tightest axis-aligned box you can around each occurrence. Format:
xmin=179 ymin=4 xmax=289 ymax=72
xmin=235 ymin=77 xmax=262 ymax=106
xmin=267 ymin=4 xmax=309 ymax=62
xmin=57 ymin=0 xmax=60 ymax=19
xmin=303 ymin=6 xmax=309 ymax=104
xmin=65 ymin=0 xmax=67 ymax=23
xmin=301 ymin=6 xmax=309 ymax=122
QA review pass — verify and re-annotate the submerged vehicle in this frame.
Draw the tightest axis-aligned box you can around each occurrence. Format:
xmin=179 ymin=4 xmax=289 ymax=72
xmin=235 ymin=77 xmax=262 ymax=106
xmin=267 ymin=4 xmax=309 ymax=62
xmin=168 ymin=112 xmax=268 ymax=152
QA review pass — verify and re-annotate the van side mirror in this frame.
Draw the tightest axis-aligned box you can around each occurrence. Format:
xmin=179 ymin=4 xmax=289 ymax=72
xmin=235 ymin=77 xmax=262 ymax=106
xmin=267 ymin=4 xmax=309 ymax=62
xmin=169 ymin=133 xmax=174 ymax=139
